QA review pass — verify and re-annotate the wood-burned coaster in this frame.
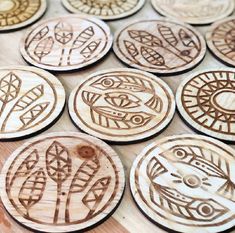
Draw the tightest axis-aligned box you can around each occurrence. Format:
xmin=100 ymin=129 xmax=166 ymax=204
xmin=130 ymin=134 xmax=235 ymax=233
xmin=0 ymin=66 xmax=65 ymax=140
xmin=68 ymin=68 xmax=175 ymax=143
xmin=61 ymin=0 xmax=145 ymax=20
xmin=151 ymin=0 xmax=234 ymax=25
xmin=20 ymin=15 xmax=113 ymax=71
xmin=176 ymin=70 xmax=235 ymax=142
xmin=0 ymin=132 xmax=125 ymax=232
xmin=0 ymin=0 xmax=47 ymax=31
xmin=206 ymin=17 xmax=235 ymax=67
xmin=113 ymin=19 xmax=206 ymax=74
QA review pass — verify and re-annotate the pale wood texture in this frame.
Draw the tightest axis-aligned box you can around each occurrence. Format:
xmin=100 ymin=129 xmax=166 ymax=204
xmin=130 ymin=134 xmax=235 ymax=233
xmin=113 ymin=18 xmax=206 ymax=74
xmin=61 ymin=0 xmax=145 ymax=20
xmin=151 ymin=0 xmax=234 ymax=25
xmin=0 ymin=0 xmax=47 ymax=31
xmin=68 ymin=68 xmax=175 ymax=142
xmin=176 ymin=69 xmax=235 ymax=142
xmin=0 ymin=0 xmax=235 ymax=232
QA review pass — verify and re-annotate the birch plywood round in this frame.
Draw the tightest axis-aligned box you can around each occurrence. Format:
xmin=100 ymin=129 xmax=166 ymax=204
xmin=0 ymin=0 xmax=47 ymax=31
xmin=68 ymin=68 xmax=175 ymax=143
xmin=151 ymin=0 xmax=234 ymax=25
xmin=0 ymin=66 xmax=65 ymax=140
xmin=176 ymin=70 xmax=235 ymax=142
xmin=61 ymin=0 xmax=145 ymax=20
xmin=130 ymin=134 xmax=235 ymax=233
xmin=206 ymin=17 xmax=235 ymax=67
xmin=0 ymin=132 xmax=125 ymax=232
xmin=20 ymin=15 xmax=113 ymax=71
xmin=113 ymin=19 xmax=206 ymax=75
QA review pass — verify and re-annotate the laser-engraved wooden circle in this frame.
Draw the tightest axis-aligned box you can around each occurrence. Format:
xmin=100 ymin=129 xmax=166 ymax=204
xmin=0 ymin=0 xmax=47 ymax=31
xmin=20 ymin=15 xmax=113 ymax=71
xmin=0 ymin=66 xmax=65 ymax=140
xmin=113 ymin=19 xmax=206 ymax=74
xmin=176 ymin=70 xmax=235 ymax=142
xmin=151 ymin=0 xmax=234 ymax=25
xmin=61 ymin=0 xmax=145 ymax=20
xmin=0 ymin=132 xmax=125 ymax=232
xmin=130 ymin=134 xmax=235 ymax=233
xmin=68 ymin=68 xmax=175 ymax=143
xmin=206 ymin=17 xmax=235 ymax=67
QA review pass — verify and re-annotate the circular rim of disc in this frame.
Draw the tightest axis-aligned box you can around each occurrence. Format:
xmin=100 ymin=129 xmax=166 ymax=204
xmin=130 ymin=133 xmax=235 ymax=233
xmin=0 ymin=0 xmax=47 ymax=31
xmin=61 ymin=0 xmax=146 ymax=20
xmin=113 ymin=18 xmax=206 ymax=74
xmin=68 ymin=68 xmax=176 ymax=143
xmin=176 ymin=68 xmax=235 ymax=141
xmin=0 ymin=66 xmax=65 ymax=140
xmin=0 ymin=132 xmax=125 ymax=232
xmin=20 ymin=14 xmax=113 ymax=71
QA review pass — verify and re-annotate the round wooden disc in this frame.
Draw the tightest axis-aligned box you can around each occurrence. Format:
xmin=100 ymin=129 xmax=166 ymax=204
xmin=151 ymin=0 xmax=234 ymax=25
xmin=0 ymin=0 xmax=47 ymax=31
xmin=206 ymin=17 xmax=235 ymax=67
xmin=20 ymin=15 xmax=113 ymax=71
xmin=68 ymin=68 xmax=175 ymax=143
xmin=0 ymin=132 xmax=125 ymax=232
xmin=130 ymin=134 xmax=235 ymax=233
xmin=61 ymin=0 xmax=145 ymax=20
xmin=113 ymin=19 xmax=206 ymax=74
xmin=176 ymin=70 xmax=235 ymax=142
xmin=0 ymin=66 xmax=65 ymax=140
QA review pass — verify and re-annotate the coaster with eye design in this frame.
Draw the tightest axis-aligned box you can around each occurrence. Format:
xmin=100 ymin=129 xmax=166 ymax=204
xmin=68 ymin=68 xmax=175 ymax=143
xmin=61 ymin=0 xmax=145 ymax=20
xmin=0 ymin=0 xmax=47 ymax=31
xmin=176 ymin=70 xmax=235 ymax=142
xmin=130 ymin=134 xmax=235 ymax=233
xmin=113 ymin=18 xmax=206 ymax=74
xmin=0 ymin=132 xmax=125 ymax=232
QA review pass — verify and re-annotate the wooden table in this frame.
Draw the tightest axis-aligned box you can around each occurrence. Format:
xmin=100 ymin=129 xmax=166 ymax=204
xmin=0 ymin=0 xmax=234 ymax=232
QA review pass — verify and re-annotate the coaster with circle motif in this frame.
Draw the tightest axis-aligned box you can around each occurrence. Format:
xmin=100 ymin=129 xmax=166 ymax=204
xmin=0 ymin=66 xmax=65 ymax=140
xmin=151 ymin=0 xmax=234 ymax=25
xmin=68 ymin=68 xmax=175 ymax=143
xmin=61 ymin=0 xmax=145 ymax=20
xmin=113 ymin=19 xmax=206 ymax=74
xmin=0 ymin=0 xmax=47 ymax=31
xmin=0 ymin=132 xmax=125 ymax=232
xmin=130 ymin=134 xmax=235 ymax=233
xmin=20 ymin=15 xmax=113 ymax=71
xmin=176 ymin=70 xmax=235 ymax=141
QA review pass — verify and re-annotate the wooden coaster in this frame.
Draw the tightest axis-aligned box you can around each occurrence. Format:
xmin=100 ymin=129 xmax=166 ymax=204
xmin=20 ymin=15 xmax=113 ymax=71
xmin=176 ymin=70 xmax=235 ymax=142
xmin=113 ymin=19 xmax=206 ymax=74
xmin=61 ymin=0 xmax=145 ymax=20
xmin=0 ymin=66 xmax=65 ymax=140
xmin=0 ymin=0 xmax=47 ymax=31
xmin=151 ymin=0 xmax=234 ymax=25
xmin=206 ymin=17 xmax=235 ymax=67
xmin=68 ymin=68 xmax=175 ymax=143
xmin=0 ymin=132 xmax=125 ymax=232
xmin=130 ymin=134 xmax=235 ymax=233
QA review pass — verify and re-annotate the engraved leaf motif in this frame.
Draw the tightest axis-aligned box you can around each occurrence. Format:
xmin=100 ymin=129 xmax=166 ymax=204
xmin=141 ymin=46 xmax=165 ymax=66
xmin=80 ymin=40 xmax=101 ymax=58
xmin=147 ymin=157 xmax=167 ymax=180
xmin=34 ymin=37 xmax=54 ymax=61
xmin=179 ymin=29 xmax=198 ymax=49
xmin=124 ymin=40 xmax=139 ymax=59
xmin=158 ymin=24 xmax=178 ymax=47
xmin=27 ymin=26 xmax=49 ymax=46
xmin=54 ymin=21 xmax=73 ymax=45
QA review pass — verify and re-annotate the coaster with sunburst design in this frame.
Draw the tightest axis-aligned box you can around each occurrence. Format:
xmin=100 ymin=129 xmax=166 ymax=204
xmin=0 ymin=132 xmax=125 ymax=232
xmin=61 ymin=0 xmax=145 ymax=20
xmin=176 ymin=70 xmax=235 ymax=141
xmin=0 ymin=66 xmax=65 ymax=140
xmin=130 ymin=134 xmax=235 ymax=233
xmin=68 ymin=68 xmax=175 ymax=143
xmin=0 ymin=0 xmax=47 ymax=31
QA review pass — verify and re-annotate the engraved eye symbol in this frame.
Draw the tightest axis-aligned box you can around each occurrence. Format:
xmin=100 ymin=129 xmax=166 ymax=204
xmin=101 ymin=78 xmax=114 ymax=88
xmin=180 ymin=50 xmax=191 ymax=56
xmin=197 ymin=203 xmax=214 ymax=217
xmin=173 ymin=148 xmax=187 ymax=159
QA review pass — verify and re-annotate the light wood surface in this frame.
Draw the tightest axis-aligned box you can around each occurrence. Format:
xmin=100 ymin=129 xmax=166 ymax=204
xmin=0 ymin=0 xmax=235 ymax=233
xmin=130 ymin=134 xmax=235 ymax=233
xmin=113 ymin=18 xmax=206 ymax=74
